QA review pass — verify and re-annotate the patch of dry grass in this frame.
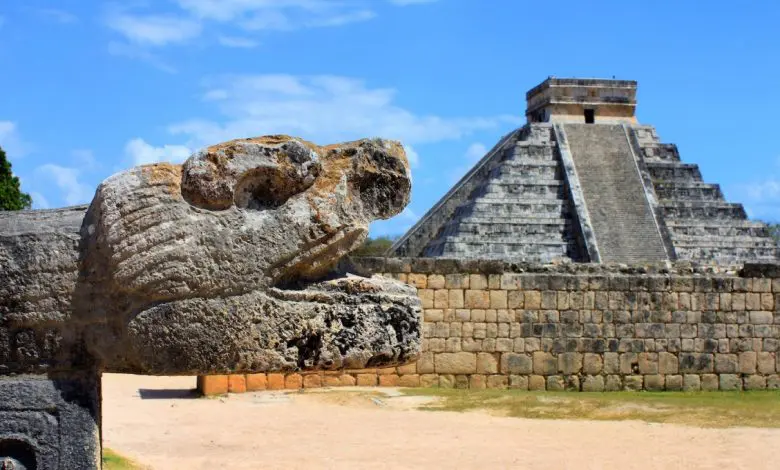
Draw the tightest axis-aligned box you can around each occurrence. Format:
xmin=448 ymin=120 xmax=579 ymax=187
xmin=401 ymin=388 xmax=780 ymax=428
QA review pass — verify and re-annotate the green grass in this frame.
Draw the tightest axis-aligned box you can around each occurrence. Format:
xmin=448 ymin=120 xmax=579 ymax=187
xmin=401 ymin=388 xmax=780 ymax=428
xmin=103 ymin=448 xmax=145 ymax=470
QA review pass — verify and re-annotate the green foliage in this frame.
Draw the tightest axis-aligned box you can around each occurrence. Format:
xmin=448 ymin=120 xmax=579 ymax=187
xmin=352 ymin=235 xmax=399 ymax=257
xmin=102 ymin=448 xmax=145 ymax=469
xmin=0 ymin=145 xmax=32 ymax=210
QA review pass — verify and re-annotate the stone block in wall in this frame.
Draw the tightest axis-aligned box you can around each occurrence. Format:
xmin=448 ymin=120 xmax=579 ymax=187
xmin=407 ymin=273 xmax=427 ymax=288
xmin=420 ymin=374 xmax=438 ymax=388
xmin=524 ymin=291 xmax=541 ymax=309
xmin=558 ymin=353 xmax=582 ymax=374
xmin=428 ymin=274 xmax=445 ymax=289
xmin=665 ymin=375 xmax=683 ymax=391
xmin=624 ymin=375 xmax=643 ymax=391
xmin=228 ymin=374 xmax=247 ymax=393
xmin=356 ymin=374 xmax=377 ymax=386
xmin=739 ymin=352 xmax=757 ymax=374
xmin=303 ymin=374 xmax=322 ymax=388
xmin=285 ymin=374 xmax=303 ymax=389
xmin=683 ymin=374 xmax=701 ymax=392
xmin=644 ymin=375 xmax=664 ymax=391
xmin=714 ymin=354 xmax=738 ymax=374
xmin=445 ymin=274 xmax=469 ymax=289
xmin=379 ymin=375 xmax=400 ymax=387
xmin=435 ymin=352 xmax=477 ymax=374
xmin=529 ymin=375 xmax=546 ymax=391
xmin=679 ymin=353 xmax=714 ymax=373
xmin=750 ymin=311 xmax=773 ymax=324
xmin=658 ymin=352 xmax=678 ymax=374
xmin=465 ymin=290 xmax=490 ymax=309
xmin=768 ymin=375 xmax=780 ymax=390
xmin=757 ymin=352 xmax=775 ymax=374
xmin=533 ymin=352 xmax=557 ymax=375
xmin=487 ymin=375 xmax=509 ymax=389
xmin=438 ymin=374 xmax=455 ymax=388
xmin=744 ymin=375 xmax=766 ymax=390
xmin=605 ymin=375 xmax=622 ymax=391
xmin=198 ymin=375 xmax=228 ymax=395
xmin=638 ymin=353 xmax=658 ymax=374
xmin=246 ymin=374 xmax=267 ymax=391
xmin=399 ymin=374 xmax=420 ymax=387
xmin=509 ymin=375 xmax=528 ymax=390
xmin=582 ymin=353 xmax=603 ymax=374
xmin=417 ymin=352 xmax=434 ymax=374
xmin=501 ymin=353 xmax=532 ymax=374
xmin=700 ymin=374 xmax=719 ymax=391
xmin=469 ymin=274 xmax=488 ymax=290
xmin=581 ymin=375 xmax=605 ymax=392
xmin=448 ymin=290 xmax=464 ymax=308
xmin=476 ymin=353 xmax=499 ymax=374
xmin=546 ymin=376 xmax=564 ymax=391
xmin=719 ymin=374 xmax=742 ymax=391
xmin=469 ymin=374 xmax=486 ymax=389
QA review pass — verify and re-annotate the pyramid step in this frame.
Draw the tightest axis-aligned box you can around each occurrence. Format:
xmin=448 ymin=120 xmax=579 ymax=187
xmin=504 ymin=145 xmax=557 ymax=162
xmin=476 ymin=184 xmax=568 ymax=199
xmin=647 ymin=162 xmax=703 ymax=182
xmin=456 ymin=201 xmax=570 ymax=219
xmin=447 ymin=223 xmax=571 ymax=238
xmin=641 ymin=143 xmax=680 ymax=162
xmin=675 ymin=246 xmax=778 ymax=263
xmin=666 ymin=221 xmax=770 ymax=238
xmin=654 ymin=182 xmax=724 ymax=201
xmin=670 ymin=235 xmax=778 ymax=249
xmin=492 ymin=163 xmax=563 ymax=180
xmin=661 ymin=201 xmax=746 ymax=220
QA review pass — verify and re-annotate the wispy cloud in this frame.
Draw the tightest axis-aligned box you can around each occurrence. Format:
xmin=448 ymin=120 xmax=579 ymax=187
xmin=106 ymin=13 xmax=203 ymax=46
xmin=107 ymin=41 xmax=178 ymax=73
xmin=0 ymin=121 xmax=32 ymax=158
xmin=729 ymin=156 xmax=780 ymax=221
xmin=217 ymin=36 xmax=260 ymax=48
xmin=167 ymin=74 xmax=520 ymax=156
xmin=38 ymin=8 xmax=79 ymax=24
xmin=35 ymin=164 xmax=93 ymax=206
xmin=124 ymin=138 xmax=192 ymax=165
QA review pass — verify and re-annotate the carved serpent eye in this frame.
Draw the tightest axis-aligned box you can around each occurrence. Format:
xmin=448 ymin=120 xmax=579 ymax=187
xmin=181 ymin=139 xmax=321 ymax=211
xmin=234 ymin=163 xmax=319 ymax=210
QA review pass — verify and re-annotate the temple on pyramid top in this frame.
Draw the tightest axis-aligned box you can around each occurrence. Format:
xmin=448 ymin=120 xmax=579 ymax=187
xmin=390 ymin=77 xmax=778 ymax=265
xmin=526 ymin=77 xmax=637 ymax=124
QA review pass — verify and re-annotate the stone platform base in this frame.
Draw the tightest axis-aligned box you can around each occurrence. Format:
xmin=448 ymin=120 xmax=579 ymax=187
xmin=0 ymin=374 xmax=101 ymax=469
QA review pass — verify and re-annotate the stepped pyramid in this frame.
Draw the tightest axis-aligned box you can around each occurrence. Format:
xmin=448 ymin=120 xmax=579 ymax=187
xmin=391 ymin=78 xmax=778 ymax=264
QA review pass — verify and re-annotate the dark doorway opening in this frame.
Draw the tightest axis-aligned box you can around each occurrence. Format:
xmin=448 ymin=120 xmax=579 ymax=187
xmin=584 ymin=109 xmax=595 ymax=124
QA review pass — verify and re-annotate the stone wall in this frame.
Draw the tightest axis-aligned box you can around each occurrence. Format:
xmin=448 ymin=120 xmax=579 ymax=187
xmin=199 ymin=259 xmax=780 ymax=394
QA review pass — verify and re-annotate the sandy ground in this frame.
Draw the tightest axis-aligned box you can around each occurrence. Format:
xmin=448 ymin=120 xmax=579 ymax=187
xmin=102 ymin=373 xmax=779 ymax=470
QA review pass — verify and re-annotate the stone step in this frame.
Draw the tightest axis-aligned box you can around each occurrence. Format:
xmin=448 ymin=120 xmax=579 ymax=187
xmin=491 ymin=164 xmax=563 ymax=180
xmin=646 ymin=162 xmax=703 ymax=183
xmin=654 ymin=181 xmax=724 ymax=201
xmin=437 ymin=239 xmax=574 ymax=259
xmin=665 ymin=221 xmax=770 ymax=238
xmin=444 ymin=223 xmax=571 ymax=238
xmin=641 ymin=143 xmax=680 ymax=162
xmin=661 ymin=201 xmax=746 ymax=220
xmin=478 ymin=181 xmax=566 ymax=199
xmin=670 ymin=235 xmax=778 ymax=249
xmin=674 ymin=246 xmax=778 ymax=263
xmin=503 ymin=144 xmax=557 ymax=162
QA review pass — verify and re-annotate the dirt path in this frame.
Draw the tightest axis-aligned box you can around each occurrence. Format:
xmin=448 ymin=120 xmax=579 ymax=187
xmin=102 ymin=374 xmax=779 ymax=470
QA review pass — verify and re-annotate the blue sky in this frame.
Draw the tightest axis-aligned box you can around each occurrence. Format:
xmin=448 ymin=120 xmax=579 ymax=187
xmin=2 ymin=0 xmax=780 ymax=236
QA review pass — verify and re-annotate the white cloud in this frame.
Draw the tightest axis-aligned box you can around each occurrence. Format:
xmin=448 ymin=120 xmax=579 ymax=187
xmin=38 ymin=8 xmax=78 ymax=24
xmin=403 ymin=145 xmax=419 ymax=168
xmin=106 ymin=13 xmax=202 ymax=46
xmin=72 ymin=149 xmax=98 ymax=170
xmin=465 ymin=142 xmax=487 ymax=161
xmin=0 ymin=121 xmax=31 ymax=158
xmin=107 ymin=42 xmax=178 ymax=73
xmin=125 ymin=138 xmax=192 ymax=165
xmin=36 ymin=164 xmax=93 ymax=206
xmin=217 ymin=36 xmax=260 ymax=48
xmin=168 ymin=74 xmax=520 ymax=155
xmin=389 ymin=0 xmax=439 ymax=5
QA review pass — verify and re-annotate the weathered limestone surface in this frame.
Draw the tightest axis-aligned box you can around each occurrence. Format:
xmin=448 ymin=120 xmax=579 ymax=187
xmin=0 ymin=135 xmax=421 ymax=468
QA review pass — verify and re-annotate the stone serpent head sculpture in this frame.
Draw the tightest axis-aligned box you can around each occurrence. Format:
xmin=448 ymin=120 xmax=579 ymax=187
xmin=0 ymin=135 xmax=422 ymax=377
